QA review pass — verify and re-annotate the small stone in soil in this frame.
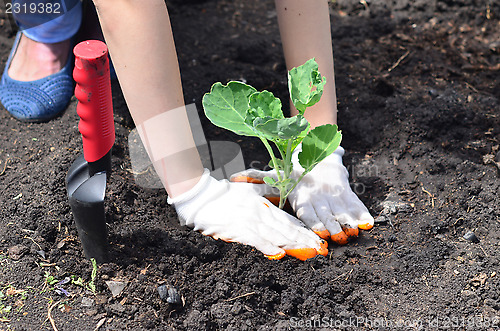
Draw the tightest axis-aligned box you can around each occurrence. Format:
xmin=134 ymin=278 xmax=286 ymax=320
xmin=56 ymin=240 xmax=66 ymax=249
xmin=375 ymin=215 xmax=388 ymax=223
xmin=158 ymin=285 xmax=181 ymax=304
xmin=157 ymin=285 xmax=168 ymax=301
xmin=8 ymin=245 xmax=29 ymax=260
xmin=463 ymin=231 xmax=479 ymax=243
xmin=85 ymin=309 xmax=98 ymax=316
xmin=36 ymin=250 xmax=46 ymax=259
xmin=105 ymin=281 xmax=127 ymax=298
xmin=81 ymin=297 xmax=95 ymax=307
xmin=381 ymin=200 xmax=412 ymax=215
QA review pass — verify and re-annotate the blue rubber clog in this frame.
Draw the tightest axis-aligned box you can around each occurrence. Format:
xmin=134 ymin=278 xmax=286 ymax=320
xmin=0 ymin=32 xmax=74 ymax=122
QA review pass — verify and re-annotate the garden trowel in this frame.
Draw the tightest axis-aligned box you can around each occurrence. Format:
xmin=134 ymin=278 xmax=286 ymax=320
xmin=66 ymin=40 xmax=115 ymax=264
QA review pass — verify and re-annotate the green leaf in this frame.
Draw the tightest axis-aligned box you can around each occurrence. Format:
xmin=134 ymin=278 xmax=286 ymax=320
xmin=253 ymin=115 xmax=309 ymax=141
xmin=298 ymin=124 xmax=342 ymax=170
xmin=274 ymin=140 xmax=287 ymax=157
xmin=274 ymin=121 xmax=310 ymax=155
xmin=246 ymin=91 xmax=284 ymax=126
xmin=90 ymin=258 xmax=97 ymax=282
xmin=263 ymin=176 xmax=277 ymax=187
xmin=88 ymin=258 xmax=98 ymax=295
xmin=288 ymin=58 xmax=326 ymax=114
xmin=87 ymin=282 xmax=96 ymax=295
xmin=70 ymin=275 xmax=85 ymax=287
xmin=293 ymin=122 xmax=311 ymax=151
xmin=202 ymin=81 xmax=258 ymax=137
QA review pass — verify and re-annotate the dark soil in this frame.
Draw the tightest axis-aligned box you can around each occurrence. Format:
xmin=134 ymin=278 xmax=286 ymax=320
xmin=0 ymin=0 xmax=499 ymax=330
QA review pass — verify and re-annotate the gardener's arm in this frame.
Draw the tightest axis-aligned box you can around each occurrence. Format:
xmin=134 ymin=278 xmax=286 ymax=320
xmin=275 ymin=0 xmax=337 ymax=128
xmin=92 ymin=0 xmax=202 ymax=197
xmin=236 ymin=0 xmax=375 ymax=243
xmin=91 ymin=0 xmax=327 ymax=260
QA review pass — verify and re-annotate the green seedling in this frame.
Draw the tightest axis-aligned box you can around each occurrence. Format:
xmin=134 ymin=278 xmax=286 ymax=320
xmin=87 ymin=258 xmax=97 ymax=295
xmin=41 ymin=271 xmax=59 ymax=294
xmin=0 ymin=304 xmax=11 ymax=316
xmin=70 ymin=258 xmax=98 ymax=294
xmin=42 ymin=258 xmax=98 ymax=297
xmin=70 ymin=275 xmax=85 ymax=287
xmin=203 ymin=58 xmax=342 ymax=208
xmin=44 ymin=271 xmax=59 ymax=287
xmin=0 ymin=285 xmax=30 ymax=320
xmin=0 ymin=290 xmax=9 ymax=321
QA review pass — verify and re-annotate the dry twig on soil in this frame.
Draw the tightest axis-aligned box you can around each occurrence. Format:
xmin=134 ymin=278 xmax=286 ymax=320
xmin=0 ymin=158 xmax=11 ymax=176
xmin=225 ymin=291 xmax=256 ymax=302
xmin=47 ymin=300 xmax=62 ymax=331
xmin=387 ymin=50 xmax=410 ymax=72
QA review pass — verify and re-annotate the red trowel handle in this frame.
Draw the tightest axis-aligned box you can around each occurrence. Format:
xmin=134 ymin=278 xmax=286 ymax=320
xmin=73 ymin=40 xmax=115 ymax=175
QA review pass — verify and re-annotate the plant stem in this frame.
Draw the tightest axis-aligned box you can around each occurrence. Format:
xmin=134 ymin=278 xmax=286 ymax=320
xmin=260 ymin=137 xmax=282 ymax=182
xmin=282 ymin=169 xmax=310 ymax=202
xmin=284 ymin=140 xmax=293 ymax=178
xmin=278 ymin=140 xmax=294 ymax=209
xmin=275 ymin=141 xmax=286 ymax=162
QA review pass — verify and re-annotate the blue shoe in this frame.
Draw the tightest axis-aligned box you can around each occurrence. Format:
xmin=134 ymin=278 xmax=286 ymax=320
xmin=0 ymin=32 xmax=74 ymax=122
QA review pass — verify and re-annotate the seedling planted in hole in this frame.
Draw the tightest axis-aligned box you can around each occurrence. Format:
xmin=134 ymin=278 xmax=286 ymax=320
xmin=87 ymin=258 xmax=97 ymax=295
xmin=41 ymin=258 xmax=98 ymax=296
xmin=203 ymin=58 xmax=342 ymax=208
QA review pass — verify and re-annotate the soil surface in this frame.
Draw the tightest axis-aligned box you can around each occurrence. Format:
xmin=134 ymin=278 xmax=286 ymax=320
xmin=0 ymin=0 xmax=499 ymax=330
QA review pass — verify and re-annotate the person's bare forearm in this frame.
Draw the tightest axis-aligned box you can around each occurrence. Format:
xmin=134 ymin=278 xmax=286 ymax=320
xmin=275 ymin=0 xmax=337 ymax=127
xmin=92 ymin=0 xmax=203 ymax=197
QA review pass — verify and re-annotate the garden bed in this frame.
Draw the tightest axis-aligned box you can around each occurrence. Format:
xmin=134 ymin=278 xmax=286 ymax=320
xmin=0 ymin=0 xmax=498 ymax=329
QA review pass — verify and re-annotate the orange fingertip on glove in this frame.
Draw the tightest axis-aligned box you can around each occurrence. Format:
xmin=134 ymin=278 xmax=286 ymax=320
xmin=285 ymin=248 xmax=318 ymax=261
xmin=265 ymin=240 xmax=328 ymax=261
xmin=314 ymin=229 xmax=331 ymax=240
xmin=264 ymin=249 xmax=317 ymax=261
xmin=265 ymin=251 xmax=287 ymax=260
xmin=331 ymin=231 xmax=349 ymax=245
xmin=342 ymin=227 xmax=359 ymax=238
xmin=317 ymin=239 xmax=329 ymax=256
xmin=358 ymin=223 xmax=374 ymax=230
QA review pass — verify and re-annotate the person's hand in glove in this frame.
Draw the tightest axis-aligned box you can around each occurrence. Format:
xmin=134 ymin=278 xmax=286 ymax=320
xmin=231 ymin=145 xmax=374 ymax=245
xmin=167 ymin=169 xmax=328 ymax=261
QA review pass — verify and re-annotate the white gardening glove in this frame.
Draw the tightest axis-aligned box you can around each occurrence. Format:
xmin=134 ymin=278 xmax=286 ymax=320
xmin=167 ymin=169 xmax=328 ymax=261
xmin=231 ymin=145 xmax=374 ymax=245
